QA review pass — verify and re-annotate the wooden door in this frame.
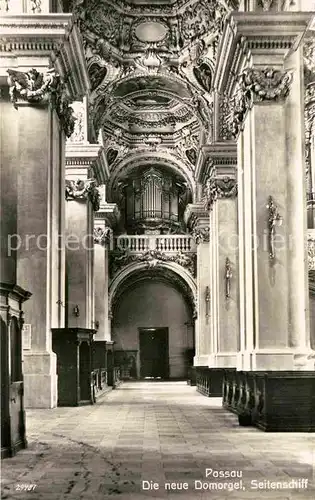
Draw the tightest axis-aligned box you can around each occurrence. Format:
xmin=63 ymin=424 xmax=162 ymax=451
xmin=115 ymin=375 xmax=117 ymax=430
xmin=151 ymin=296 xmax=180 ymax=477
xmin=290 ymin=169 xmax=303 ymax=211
xmin=139 ymin=328 xmax=169 ymax=379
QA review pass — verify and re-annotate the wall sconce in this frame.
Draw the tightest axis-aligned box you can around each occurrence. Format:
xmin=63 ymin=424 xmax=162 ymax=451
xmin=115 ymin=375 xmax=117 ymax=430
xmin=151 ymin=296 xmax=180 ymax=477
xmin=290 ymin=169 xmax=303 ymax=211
xmin=225 ymin=258 xmax=232 ymax=299
xmin=205 ymin=286 xmax=210 ymax=323
xmin=266 ymin=196 xmax=282 ymax=261
xmin=94 ymin=320 xmax=100 ymax=330
xmin=73 ymin=305 xmax=80 ymax=317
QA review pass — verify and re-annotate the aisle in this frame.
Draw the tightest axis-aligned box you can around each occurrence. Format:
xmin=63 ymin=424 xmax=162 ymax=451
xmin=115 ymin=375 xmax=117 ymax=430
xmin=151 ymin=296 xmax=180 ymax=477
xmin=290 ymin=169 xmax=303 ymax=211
xmin=1 ymin=381 xmax=314 ymax=499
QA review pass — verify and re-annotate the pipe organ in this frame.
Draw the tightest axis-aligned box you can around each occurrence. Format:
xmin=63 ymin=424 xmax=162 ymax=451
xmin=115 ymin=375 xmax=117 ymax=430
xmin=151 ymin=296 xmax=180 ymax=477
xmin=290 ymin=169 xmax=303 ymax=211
xmin=118 ymin=167 xmax=189 ymax=234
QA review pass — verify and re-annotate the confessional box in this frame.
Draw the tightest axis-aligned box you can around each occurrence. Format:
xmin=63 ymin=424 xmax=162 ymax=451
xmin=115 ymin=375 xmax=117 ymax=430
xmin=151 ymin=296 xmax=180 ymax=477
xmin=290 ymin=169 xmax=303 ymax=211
xmin=52 ymin=328 xmax=96 ymax=406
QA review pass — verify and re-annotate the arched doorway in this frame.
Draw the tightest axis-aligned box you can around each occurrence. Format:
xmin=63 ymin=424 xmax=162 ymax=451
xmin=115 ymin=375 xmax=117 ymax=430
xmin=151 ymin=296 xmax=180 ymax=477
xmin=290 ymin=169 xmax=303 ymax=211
xmin=109 ymin=263 xmax=196 ymax=380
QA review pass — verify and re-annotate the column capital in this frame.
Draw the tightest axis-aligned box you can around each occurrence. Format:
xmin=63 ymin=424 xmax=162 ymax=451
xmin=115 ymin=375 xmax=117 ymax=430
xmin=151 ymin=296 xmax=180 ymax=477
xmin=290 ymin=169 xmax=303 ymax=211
xmin=65 ymin=179 xmax=101 ymax=212
xmin=93 ymin=226 xmax=111 ymax=246
xmin=184 ymin=203 xmax=210 ymax=244
xmin=203 ymin=176 xmax=238 ymax=212
xmin=230 ymin=67 xmax=293 ymax=138
xmin=196 ymin=142 xmax=237 ymax=183
xmin=214 ymin=12 xmax=312 ymax=97
xmin=0 ymin=14 xmax=89 ymax=100
xmin=95 ymin=203 xmax=121 ymax=229
xmin=196 ymin=143 xmax=238 ymax=211
xmin=7 ymin=67 xmax=77 ymax=137
xmin=66 ymin=142 xmax=107 ymax=184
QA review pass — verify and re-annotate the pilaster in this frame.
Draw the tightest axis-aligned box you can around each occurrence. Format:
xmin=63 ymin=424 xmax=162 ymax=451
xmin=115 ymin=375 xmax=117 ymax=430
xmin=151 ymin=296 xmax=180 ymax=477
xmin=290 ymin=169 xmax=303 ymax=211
xmin=94 ymin=201 xmax=120 ymax=343
xmin=184 ymin=203 xmax=210 ymax=367
xmin=214 ymin=12 xmax=315 ymax=370
xmin=0 ymin=13 xmax=90 ymax=408
xmin=202 ymin=144 xmax=239 ymax=369
xmin=65 ymin=145 xmax=103 ymax=330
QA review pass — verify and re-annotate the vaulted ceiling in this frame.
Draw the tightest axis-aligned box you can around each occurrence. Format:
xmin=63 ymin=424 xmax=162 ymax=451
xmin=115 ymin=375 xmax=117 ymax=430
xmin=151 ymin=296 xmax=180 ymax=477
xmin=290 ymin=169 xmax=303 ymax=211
xmin=70 ymin=0 xmax=237 ymax=198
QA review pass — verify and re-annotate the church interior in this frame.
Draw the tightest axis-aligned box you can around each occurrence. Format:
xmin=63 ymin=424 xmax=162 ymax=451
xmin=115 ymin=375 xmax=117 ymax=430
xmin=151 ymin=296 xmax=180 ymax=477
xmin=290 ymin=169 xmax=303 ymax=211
xmin=1 ymin=0 xmax=315 ymax=498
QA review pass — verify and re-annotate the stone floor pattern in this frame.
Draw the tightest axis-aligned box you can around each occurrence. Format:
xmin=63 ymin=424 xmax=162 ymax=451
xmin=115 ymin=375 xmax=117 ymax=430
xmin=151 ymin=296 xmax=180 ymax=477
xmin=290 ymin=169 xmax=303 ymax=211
xmin=1 ymin=381 xmax=315 ymax=500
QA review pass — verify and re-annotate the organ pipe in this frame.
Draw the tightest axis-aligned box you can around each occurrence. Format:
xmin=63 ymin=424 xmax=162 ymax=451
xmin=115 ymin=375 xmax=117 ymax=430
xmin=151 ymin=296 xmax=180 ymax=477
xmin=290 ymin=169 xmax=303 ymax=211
xmin=119 ymin=167 xmax=189 ymax=234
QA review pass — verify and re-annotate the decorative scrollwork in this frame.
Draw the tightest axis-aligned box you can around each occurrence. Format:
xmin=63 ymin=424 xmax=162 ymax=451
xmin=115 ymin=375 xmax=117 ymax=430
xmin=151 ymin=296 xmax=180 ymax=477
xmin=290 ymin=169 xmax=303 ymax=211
xmin=7 ymin=68 xmax=76 ymax=138
xmin=193 ymin=60 xmax=212 ymax=93
xmin=258 ymin=0 xmax=273 ymax=10
xmin=52 ymin=83 xmax=76 ymax=138
xmin=109 ymin=248 xmax=196 ymax=277
xmin=65 ymin=179 xmax=101 ymax=212
xmin=218 ymin=93 xmax=234 ymax=141
xmin=89 ymin=60 xmax=108 ymax=92
xmin=68 ymin=103 xmax=85 ymax=143
xmin=30 ymin=0 xmax=41 ymax=13
xmin=230 ymin=84 xmax=253 ymax=139
xmin=185 ymin=148 xmax=198 ymax=165
xmin=230 ymin=67 xmax=292 ymax=138
xmin=241 ymin=67 xmax=293 ymax=102
xmin=94 ymin=227 xmax=111 ymax=246
xmin=107 ymin=148 xmax=119 ymax=165
xmin=203 ymin=176 xmax=237 ymax=210
xmin=191 ymin=226 xmax=210 ymax=244
xmin=7 ymin=68 xmax=57 ymax=108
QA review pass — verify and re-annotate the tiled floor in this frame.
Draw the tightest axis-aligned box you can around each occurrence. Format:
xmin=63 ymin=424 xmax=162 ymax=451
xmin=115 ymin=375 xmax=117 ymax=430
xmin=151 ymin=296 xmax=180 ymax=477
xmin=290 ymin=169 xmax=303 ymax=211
xmin=1 ymin=381 xmax=315 ymax=500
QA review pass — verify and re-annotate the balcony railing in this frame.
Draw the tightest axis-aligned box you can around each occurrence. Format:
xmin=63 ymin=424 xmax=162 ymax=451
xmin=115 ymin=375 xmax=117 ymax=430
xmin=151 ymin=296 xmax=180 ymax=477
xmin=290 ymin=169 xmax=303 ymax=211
xmin=114 ymin=234 xmax=196 ymax=254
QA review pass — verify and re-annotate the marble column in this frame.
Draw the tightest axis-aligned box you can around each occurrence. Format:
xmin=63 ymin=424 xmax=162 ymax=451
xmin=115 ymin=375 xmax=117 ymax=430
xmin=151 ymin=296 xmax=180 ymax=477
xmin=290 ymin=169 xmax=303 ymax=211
xmin=203 ymin=145 xmax=239 ymax=368
xmin=214 ymin=12 xmax=315 ymax=370
xmin=185 ymin=204 xmax=210 ymax=366
xmin=0 ymin=15 xmax=90 ymax=408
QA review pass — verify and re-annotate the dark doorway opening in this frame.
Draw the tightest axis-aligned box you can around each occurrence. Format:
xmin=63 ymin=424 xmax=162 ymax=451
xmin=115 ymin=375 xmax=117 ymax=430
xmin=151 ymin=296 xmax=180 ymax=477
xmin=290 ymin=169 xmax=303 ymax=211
xmin=139 ymin=328 xmax=169 ymax=379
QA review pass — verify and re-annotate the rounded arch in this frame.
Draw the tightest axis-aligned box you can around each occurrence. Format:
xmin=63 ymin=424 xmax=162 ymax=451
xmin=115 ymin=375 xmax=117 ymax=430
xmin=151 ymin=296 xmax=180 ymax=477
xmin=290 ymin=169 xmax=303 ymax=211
xmin=109 ymin=261 xmax=197 ymax=317
xmin=107 ymin=150 xmax=196 ymax=201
